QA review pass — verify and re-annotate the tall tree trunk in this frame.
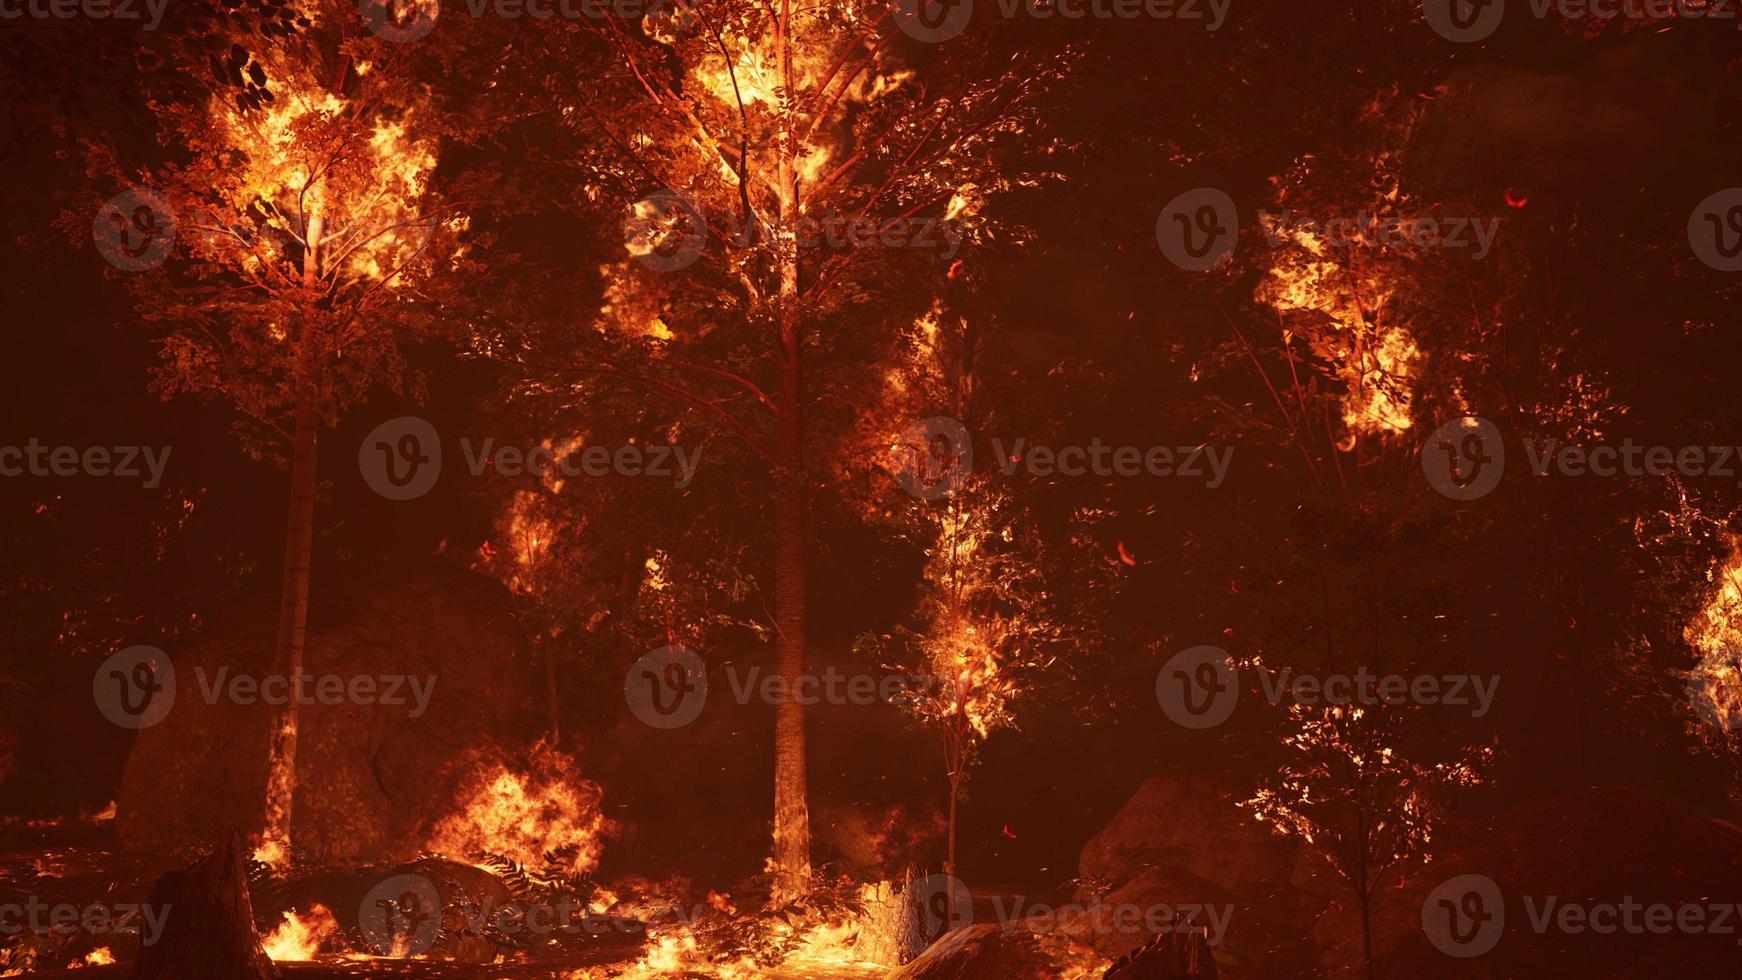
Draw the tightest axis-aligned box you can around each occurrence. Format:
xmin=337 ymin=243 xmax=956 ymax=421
xmin=944 ymin=764 xmax=961 ymax=915
xmin=769 ymin=0 xmax=811 ymax=905
xmin=261 ymin=204 xmax=324 ymax=862
xmin=1358 ymin=893 xmax=1374 ymax=980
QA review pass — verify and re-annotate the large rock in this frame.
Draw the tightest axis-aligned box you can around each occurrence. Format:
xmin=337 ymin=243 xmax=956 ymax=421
xmin=1061 ymin=865 xmax=1233 ymax=959
xmin=117 ymin=558 xmax=540 ymax=864
xmin=886 ymin=924 xmax=1105 ymax=979
xmin=1080 ymin=776 xmax=1297 ymax=896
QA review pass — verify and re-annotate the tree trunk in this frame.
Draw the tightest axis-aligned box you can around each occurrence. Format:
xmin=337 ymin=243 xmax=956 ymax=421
xmin=945 ymin=767 xmax=961 ymax=906
xmin=768 ymin=0 xmax=811 ymax=907
xmin=261 ymin=204 xmax=324 ymax=863
xmin=132 ymin=830 xmax=278 ymax=980
xmin=1359 ymin=894 xmax=1375 ymax=980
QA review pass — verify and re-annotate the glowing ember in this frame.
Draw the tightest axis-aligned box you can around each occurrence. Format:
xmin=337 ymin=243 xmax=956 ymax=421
xmin=426 ymin=741 xmax=609 ymax=874
xmin=263 ymin=904 xmax=340 ymax=962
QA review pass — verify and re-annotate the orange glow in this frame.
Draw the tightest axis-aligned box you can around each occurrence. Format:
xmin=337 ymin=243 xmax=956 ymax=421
xmin=263 ymin=904 xmax=340 ymax=962
xmin=426 ymin=741 xmax=609 ymax=875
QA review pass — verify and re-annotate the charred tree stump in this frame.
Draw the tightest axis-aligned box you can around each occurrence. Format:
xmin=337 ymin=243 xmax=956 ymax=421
xmin=1102 ymin=919 xmax=1218 ymax=980
xmin=132 ymin=830 xmax=278 ymax=980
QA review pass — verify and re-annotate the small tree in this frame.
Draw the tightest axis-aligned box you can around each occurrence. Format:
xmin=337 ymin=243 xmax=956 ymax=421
xmin=1244 ymin=702 xmax=1491 ymax=980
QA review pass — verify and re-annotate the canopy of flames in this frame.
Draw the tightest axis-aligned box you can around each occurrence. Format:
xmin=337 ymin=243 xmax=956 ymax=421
xmin=196 ymin=54 xmax=440 ymax=287
xmin=1258 ymin=217 xmax=1419 ymax=442
xmin=426 ymin=741 xmax=609 ymax=875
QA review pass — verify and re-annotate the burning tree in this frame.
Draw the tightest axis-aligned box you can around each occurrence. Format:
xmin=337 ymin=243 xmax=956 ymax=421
xmin=479 ymin=0 xmax=1079 ymax=903
xmin=1244 ymin=703 xmax=1491 ymax=980
xmin=74 ymin=2 xmax=475 ymax=864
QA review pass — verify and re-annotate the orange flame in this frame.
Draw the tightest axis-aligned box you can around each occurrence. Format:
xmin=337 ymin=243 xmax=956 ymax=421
xmin=426 ymin=742 xmax=609 ymax=875
xmin=262 ymin=904 xmax=340 ymax=962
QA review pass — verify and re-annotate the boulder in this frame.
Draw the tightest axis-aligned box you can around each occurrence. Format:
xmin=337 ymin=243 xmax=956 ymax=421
xmin=1080 ymin=776 xmax=1297 ymax=895
xmin=1061 ymin=865 xmax=1233 ymax=959
xmin=886 ymin=923 xmax=1106 ymax=980
xmin=116 ymin=558 xmax=540 ymax=865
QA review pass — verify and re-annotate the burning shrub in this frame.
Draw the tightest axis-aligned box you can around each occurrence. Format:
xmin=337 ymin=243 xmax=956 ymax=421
xmin=425 ymin=740 xmax=611 ymax=878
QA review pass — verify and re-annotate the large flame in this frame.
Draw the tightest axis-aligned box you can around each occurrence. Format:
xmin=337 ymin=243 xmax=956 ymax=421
xmin=426 ymin=742 xmax=609 ymax=875
xmin=1258 ymin=215 xmax=1419 ymax=441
